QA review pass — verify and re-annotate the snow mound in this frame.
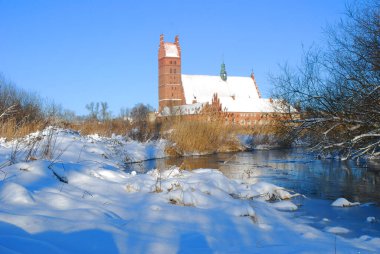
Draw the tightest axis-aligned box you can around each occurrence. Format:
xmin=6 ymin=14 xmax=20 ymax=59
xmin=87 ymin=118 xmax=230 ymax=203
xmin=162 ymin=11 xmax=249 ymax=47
xmin=331 ymin=198 xmax=360 ymax=207
xmin=271 ymin=200 xmax=298 ymax=211
xmin=0 ymin=182 xmax=35 ymax=205
xmin=240 ymin=181 xmax=295 ymax=201
xmin=367 ymin=217 xmax=376 ymax=223
xmin=168 ymin=188 xmax=211 ymax=207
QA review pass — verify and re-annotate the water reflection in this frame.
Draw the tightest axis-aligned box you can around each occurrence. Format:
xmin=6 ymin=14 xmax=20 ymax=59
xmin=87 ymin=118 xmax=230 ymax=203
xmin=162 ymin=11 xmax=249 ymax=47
xmin=126 ymin=149 xmax=380 ymax=203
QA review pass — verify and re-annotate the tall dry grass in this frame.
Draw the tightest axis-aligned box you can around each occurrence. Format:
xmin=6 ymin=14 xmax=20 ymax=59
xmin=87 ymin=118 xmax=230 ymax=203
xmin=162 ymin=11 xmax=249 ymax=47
xmin=68 ymin=119 xmax=160 ymax=142
xmin=164 ymin=117 xmax=242 ymax=155
xmin=68 ymin=119 xmax=131 ymax=137
xmin=161 ymin=111 xmax=293 ymax=155
xmin=0 ymin=119 xmax=48 ymax=140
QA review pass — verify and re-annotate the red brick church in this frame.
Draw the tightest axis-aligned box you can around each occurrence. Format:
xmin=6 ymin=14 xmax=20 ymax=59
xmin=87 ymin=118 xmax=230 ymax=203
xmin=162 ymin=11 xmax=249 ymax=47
xmin=158 ymin=34 xmax=291 ymax=125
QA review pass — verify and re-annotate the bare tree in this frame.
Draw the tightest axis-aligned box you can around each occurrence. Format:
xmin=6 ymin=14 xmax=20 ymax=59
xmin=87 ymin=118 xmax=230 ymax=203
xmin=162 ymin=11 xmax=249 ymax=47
xmin=85 ymin=101 xmax=111 ymax=121
xmin=128 ymin=103 xmax=156 ymax=141
xmin=119 ymin=107 xmax=131 ymax=121
xmin=130 ymin=103 xmax=153 ymax=122
xmin=0 ymin=75 xmax=44 ymax=124
xmin=100 ymin=102 xmax=111 ymax=121
xmin=272 ymin=0 xmax=380 ymax=159
xmin=61 ymin=109 xmax=77 ymax=122
xmin=85 ymin=102 xmax=99 ymax=120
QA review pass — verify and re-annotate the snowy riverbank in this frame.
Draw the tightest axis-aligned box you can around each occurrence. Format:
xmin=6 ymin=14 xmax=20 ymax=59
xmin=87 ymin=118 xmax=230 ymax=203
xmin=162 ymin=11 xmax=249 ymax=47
xmin=0 ymin=128 xmax=379 ymax=253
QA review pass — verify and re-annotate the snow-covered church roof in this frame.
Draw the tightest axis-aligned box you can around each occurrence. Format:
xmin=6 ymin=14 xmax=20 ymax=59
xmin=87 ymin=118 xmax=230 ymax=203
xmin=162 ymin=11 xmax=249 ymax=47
xmin=181 ymin=74 xmax=280 ymax=113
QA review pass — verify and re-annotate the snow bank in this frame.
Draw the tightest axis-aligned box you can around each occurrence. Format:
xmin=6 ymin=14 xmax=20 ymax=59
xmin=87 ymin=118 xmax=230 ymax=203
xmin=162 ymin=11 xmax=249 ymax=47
xmin=0 ymin=128 xmax=379 ymax=254
xmin=0 ymin=161 xmax=378 ymax=253
xmin=0 ymin=127 xmax=168 ymax=167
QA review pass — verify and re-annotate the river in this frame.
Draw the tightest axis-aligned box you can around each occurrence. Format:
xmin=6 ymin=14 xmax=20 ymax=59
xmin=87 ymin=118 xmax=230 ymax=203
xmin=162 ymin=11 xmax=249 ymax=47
xmin=128 ymin=148 xmax=380 ymax=203
xmin=126 ymin=148 xmax=380 ymax=239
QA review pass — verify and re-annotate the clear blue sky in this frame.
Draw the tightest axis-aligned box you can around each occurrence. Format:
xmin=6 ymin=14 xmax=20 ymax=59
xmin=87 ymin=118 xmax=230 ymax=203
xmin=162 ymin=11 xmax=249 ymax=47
xmin=0 ymin=0 xmax=353 ymax=116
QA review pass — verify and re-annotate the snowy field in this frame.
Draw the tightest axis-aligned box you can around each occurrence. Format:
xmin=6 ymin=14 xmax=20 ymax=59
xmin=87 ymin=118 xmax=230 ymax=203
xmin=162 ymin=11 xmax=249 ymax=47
xmin=0 ymin=128 xmax=379 ymax=253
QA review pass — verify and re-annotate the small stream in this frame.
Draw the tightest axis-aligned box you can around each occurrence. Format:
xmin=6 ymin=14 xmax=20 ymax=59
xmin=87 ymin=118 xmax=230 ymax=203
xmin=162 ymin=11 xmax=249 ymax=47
xmin=126 ymin=148 xmax=380 ymax=239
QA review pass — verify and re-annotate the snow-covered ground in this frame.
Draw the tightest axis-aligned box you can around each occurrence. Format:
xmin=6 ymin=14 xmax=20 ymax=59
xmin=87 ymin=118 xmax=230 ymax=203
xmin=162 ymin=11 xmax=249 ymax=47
xmin=0 ymin=128 xmax=379 ymax=253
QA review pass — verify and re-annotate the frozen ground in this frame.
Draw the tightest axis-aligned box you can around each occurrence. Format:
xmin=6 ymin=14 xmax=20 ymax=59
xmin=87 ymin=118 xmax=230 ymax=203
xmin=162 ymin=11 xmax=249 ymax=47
xmin=0 ymin=128 xmax=379 ymax=253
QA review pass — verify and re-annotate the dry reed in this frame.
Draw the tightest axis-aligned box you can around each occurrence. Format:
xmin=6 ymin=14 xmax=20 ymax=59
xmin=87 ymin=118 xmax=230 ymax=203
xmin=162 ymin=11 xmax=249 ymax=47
xmin=165 ymin=117 xmax=242 ymax=154
xmin=0 ymin=119 xmax=47 ymax=140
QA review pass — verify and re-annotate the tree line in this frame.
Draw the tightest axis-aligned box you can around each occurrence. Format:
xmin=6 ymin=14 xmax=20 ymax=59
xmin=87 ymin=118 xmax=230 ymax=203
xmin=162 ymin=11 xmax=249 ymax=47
xmin=0 ymin=74 xmax=156 ymax=141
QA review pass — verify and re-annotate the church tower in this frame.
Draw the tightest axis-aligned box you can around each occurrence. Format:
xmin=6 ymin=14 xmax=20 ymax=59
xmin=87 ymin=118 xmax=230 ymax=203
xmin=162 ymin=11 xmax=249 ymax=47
xmin=158 ymin=34 xmax=185 ymax=111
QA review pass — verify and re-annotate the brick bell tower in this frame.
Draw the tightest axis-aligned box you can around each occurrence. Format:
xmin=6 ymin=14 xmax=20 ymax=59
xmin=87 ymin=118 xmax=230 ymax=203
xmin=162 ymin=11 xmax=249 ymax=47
xmin=158 ymin=34 xmax=185 ymax=111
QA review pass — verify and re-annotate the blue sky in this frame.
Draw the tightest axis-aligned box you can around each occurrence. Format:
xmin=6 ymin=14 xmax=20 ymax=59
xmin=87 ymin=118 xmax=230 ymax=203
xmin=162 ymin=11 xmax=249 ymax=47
xmin=0 ymin=0 xmax=353 ymax=115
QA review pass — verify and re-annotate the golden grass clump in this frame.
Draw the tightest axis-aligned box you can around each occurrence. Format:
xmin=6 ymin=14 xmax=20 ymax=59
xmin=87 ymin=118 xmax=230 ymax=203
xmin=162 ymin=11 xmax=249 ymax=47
xmin=68 ymin=119 xmax=131 ymax=137
xmin=0 ymin=119 xmax=47 ymax=140
xmin=166 ymin=117 xmax=242 ymax=154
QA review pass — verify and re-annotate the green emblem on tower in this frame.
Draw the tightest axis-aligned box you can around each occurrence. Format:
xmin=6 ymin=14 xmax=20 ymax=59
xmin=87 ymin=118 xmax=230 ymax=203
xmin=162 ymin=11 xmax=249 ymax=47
xmin=220 ymin=62 xmax=227 ymax=81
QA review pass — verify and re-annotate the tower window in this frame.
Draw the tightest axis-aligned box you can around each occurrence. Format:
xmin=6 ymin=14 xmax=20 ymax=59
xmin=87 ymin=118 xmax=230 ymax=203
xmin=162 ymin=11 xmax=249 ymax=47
xmin=170 ymin=69 xmax=172 ymax=73
xmin=174 ymin=69 xmax=176 ymax=73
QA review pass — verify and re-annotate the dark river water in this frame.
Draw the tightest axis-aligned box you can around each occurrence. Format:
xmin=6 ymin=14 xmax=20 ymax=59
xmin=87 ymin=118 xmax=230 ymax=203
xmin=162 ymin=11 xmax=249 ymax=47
xmin=128 ymin=148 xmax=380 ymax=203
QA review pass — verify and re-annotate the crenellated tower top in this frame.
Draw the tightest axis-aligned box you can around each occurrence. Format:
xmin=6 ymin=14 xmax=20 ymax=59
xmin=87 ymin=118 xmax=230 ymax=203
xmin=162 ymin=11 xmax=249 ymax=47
xmin=158 ymin=34 xmax=181 ymax=59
